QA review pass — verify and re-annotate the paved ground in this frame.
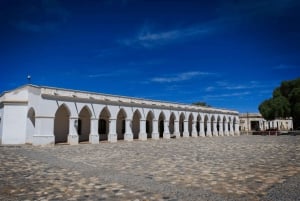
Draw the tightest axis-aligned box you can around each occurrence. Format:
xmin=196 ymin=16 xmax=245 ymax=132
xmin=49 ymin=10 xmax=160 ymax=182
xmin=1 ymin=135 xmax=300 ymax=201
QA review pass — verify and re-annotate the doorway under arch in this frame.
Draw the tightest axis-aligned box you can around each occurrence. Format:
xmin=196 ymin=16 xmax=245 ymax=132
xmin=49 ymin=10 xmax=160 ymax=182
xmin=117 ymin=109 xmax=127 ymax=140
xmin=78 ymin=106 xmax=91 ymax=143
xmin=54 ymin=104 xmax=70 ymax=144
xmin=99 ymin=107 xmax=110 ymax=141
xmin=179 ymin=113 xmax=185 ymax=137
xmin=158 ymin=112 xmax=165 ymax=138
xmin=169 ymin=112 xmax=176 ymax=134
xmin=146 ymin=111 xmax=154 ymax=138
xmin=132 ymin=110 xmax=141 ymax=139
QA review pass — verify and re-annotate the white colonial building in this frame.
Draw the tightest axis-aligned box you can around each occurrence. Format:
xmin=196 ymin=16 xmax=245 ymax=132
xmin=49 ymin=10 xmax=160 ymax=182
xmin=0 ymin=85 xmax=239 ymax=145
xmin=239 ymin=113 xmax=293 ymax=132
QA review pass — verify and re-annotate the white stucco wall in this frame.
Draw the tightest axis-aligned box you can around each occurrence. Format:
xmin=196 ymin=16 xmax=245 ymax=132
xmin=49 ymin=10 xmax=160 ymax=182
xmin=0 ymin=106 xmax=3 ymax=143
xmin=1 ymin=104 xmax=27 ymax=144
xmin=0 ymin=85 xmax=240 ymax=145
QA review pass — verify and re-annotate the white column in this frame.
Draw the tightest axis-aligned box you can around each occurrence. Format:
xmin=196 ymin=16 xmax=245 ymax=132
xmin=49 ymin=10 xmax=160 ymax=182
xmin=108 ymin=118 xmax=117 ymax=142
xmin=230 ymin=123 xmax=234 ymax=136
xmin=163 ymin=120 xmax=170 ymax=139
xmin=32 ymin=117 xmax=55 ymax=146
xmin=152 ymin=119 xmax=159 ymax=139
xmin=213 ymin=122 xmax=218 ymax=136
xmin=174 ymin=120 xmax=180 ymax=138
xmin=139 ymin=119 xmax=147 ymax=141
xmin=219 ymin=122 xmax=224 ymax=136
xmin=183 ymin=120 xmax=189 ymax=137
xmin=224 ymin=123 xmax=229 ymax=136
xmin=68 ymin=117 xmax=79 ymax=145
xmin=124 ymin=119 xmax=133 ymax=141
xmin=234 ymin=122 xmax=240 ymax=135
xmin=206 ymin=121 xmax=212 ymax=137
xmin=89 ymin=118 xmax=99 ymax=144
xmin=191 ymin=121 xmax=198 ymax=137
xmin=199 ymin=121 xmax=205 ymax=137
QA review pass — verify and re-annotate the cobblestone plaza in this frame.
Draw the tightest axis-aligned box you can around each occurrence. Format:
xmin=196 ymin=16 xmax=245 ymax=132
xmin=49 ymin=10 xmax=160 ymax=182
xmin=1 ymin=135 xmax=300 ymax=201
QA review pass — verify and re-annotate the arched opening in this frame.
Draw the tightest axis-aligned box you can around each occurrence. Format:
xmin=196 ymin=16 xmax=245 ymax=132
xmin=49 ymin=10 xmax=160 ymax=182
xmin=204 ymin=115 xmax=208 ymax=136
xmin=196 ymin=115 xmax=201 ymax=136
xmin=26 ymin=107 xmax=35 ymax=144
xmin=158 ymin=112 xmax=165 ymax=138
xmin=228 ymin=117 xmax=231 ymax=132
xmin=117 ymin=109 xmax=127 ymax=140
xmin=54 ymin=104 xmax=70 ymax=144
xmin=233 ymin=117 xmax=236 ymax=133
xmin=78 ymin=106 xmax=91 ymax=143
xmin=146 ymin=111 xmax=154 ymax=138
xmin=169 ymin=112 xmax=176 ymax=134
xmin=132 ymin=110 xmax=141 ymax=139
xmin=223 ymin=117 xmax=227 ymax=133
xmin=179 ymin=113 xmax=185 ymax=137
xmin=217 ymin=116 xmax=221 ymax=135
xmin=99 ymin=107 xmax=110 ymax=141
xmin=188 ymin=113 xmax=194 ymax=136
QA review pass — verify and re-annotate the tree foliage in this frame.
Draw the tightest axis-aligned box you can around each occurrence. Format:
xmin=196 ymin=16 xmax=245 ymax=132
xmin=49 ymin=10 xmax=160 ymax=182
xmin=259 ymin=77 xmax=300 ymax=128
xmin=192 ymin=101 xmax=211 ymax=107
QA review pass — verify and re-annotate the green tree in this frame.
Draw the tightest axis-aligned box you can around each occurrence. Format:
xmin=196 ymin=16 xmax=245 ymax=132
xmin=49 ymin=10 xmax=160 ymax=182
xmin=192 ymin=101 xmax=211 ymax=107
xmin=259 ymin=77 xmax=300 ymax=129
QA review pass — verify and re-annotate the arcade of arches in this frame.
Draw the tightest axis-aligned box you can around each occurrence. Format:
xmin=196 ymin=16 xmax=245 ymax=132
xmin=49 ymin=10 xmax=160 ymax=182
xmin=0 ymin=85 xmax=239 ymax=145
xmin=51 ymin=104 xmax=239 ymax=145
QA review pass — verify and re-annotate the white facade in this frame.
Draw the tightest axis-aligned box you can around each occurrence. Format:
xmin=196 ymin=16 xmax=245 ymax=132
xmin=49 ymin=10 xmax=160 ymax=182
xmin=0 ymin=85 xmax=240 ymax=145
xmin=239 ymin=113 xmax=293 ymax=132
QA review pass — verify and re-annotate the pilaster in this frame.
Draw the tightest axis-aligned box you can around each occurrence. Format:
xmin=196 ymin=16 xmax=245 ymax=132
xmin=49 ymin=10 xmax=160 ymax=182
xmin=199 ymin=121 xmax=205 ymax=137
xmin=68 ymin=117 xmax=79 ymax=145
xmin=183 ymin=120 xmax=189 ymax=137
xmin=206 ymin=121 xmax=212 ymax=137
xmin=152 ymin=120 xmax=159 ymax=140
xmin=213 ymin=122 xmax=218 ymax=136
xmin=124 ymin=119 xmax=133 ymax=141
xmin=191 ymin=121 xmax=198 ymax=137
xmin=108 ymin=118 xmax=117 ymax=142
xmin=89 ymin=118 xmax=99 ymax=144
xmin=174 ymin=120 xmax=180 ymax=138
xmin=139 ymin=119 xmax=147 ymax=141
xmin=163 ymin=120 xmax=170 ymax=139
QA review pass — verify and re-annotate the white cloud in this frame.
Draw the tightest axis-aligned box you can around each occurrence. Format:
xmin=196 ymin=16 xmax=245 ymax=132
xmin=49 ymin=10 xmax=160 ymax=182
xmin=204 ymin=91 xmax=251 ymax=98
xmin=205 ymin=86 xmax=215 ymax=92
xmin=150 ymin=71 xmax=213 ymax=83
xmin=120 ymin=24 xmax=213 ymax=48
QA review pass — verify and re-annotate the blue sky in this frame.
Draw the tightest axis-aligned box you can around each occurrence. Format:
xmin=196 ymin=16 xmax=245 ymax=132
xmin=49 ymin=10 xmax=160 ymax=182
xmin=1 ymin=0 xmax=299 ymax=113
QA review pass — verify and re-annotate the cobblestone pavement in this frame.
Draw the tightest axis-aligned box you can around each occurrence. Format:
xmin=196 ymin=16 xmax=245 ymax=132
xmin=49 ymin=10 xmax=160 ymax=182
xmin=1 ymin=135 xmax=300 ymax=201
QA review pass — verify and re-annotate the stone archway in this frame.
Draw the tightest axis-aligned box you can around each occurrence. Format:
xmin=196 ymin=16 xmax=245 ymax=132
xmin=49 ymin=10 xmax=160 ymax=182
xmin=196 ymin=115 xmax=201 ymax=136
xmin=99 ymin=107 xmax=110 ymax=141
xmin=54 ymin=104 xmax=70 ymax=144
xmin=169 ymin=112 xmax=176 ymax=134
xmin=146 ymin=111 xmax=154 ymax=138
xmin=217 ymin=116 xmax=221 ymax=135
xmin=132 ymin=110 xmax=141 ymax=140
xmin=204 ymin=115 xmax=209 ymax=136
xmin=179 ymin=113 xmax=185 ymax=137
xmin=78 ymin=106 xmax=91 ymax=143
xmin=117 ymin=109 xmax=127 ymax=140
xmin=188 ymin=113 xmax=194 ymax=136
xmin=158 ymin=112 xmax=165 ymax=138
